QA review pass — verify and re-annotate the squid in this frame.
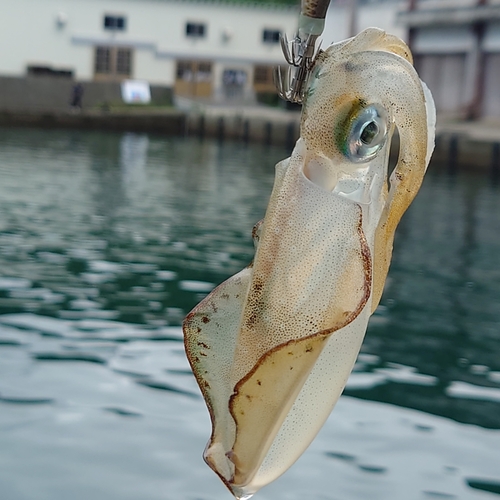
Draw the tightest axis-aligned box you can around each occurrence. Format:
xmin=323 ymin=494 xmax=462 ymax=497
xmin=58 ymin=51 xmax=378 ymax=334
xmin=183 ymin=28 xmax=436 ymax=500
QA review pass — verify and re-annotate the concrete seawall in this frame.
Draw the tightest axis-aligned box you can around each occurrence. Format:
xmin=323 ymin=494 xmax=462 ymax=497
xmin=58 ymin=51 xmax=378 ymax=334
xmin=433 ymin=121 xmax=500 ymax=174
xmin=0 ymin=109 xmax=186 ymax=135
xmin=184 ymin=109 xmax=300 ymax=149
xmin=0 ymin=105 xmax=303 ymax=147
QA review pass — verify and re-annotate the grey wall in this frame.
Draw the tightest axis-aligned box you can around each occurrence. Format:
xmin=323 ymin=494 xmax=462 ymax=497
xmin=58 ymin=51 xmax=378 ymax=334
xmin=0 ymin=76 xmax=172 ymax=113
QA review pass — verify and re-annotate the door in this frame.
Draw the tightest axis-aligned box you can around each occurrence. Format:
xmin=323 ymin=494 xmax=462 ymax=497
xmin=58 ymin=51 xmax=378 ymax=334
xmin=175 ymin=60 xmax=213 ymax=98
xmin=94 ymin=46 xmax=133 ymax=81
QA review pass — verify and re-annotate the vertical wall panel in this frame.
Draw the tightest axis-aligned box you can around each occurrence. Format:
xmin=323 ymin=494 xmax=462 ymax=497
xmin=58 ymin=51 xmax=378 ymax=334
xmin=481 ymin=53 xmax=500 ymax=118
xmin=416 ymin=54 xmax=467 ymax=115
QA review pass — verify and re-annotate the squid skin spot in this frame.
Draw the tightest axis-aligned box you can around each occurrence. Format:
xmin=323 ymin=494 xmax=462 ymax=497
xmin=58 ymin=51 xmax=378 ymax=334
xmin=305 ymin=346 xmax=313 ymax=353
xmin=196 ymin=327 xmax=201 ymax=333
xmin=246 ymin=313 xmax=257 ymax=328
xmin=200 ymin=352 xmax=207 ymax=357
xmin=290 ymin=366 xmax=294 ymax=370
xmin=287 ymin=351 xmax=293 ymax=356
xmin=256 ymin=380 xmax=262 ymax=386
xmin=198 ymin=342 xmax=210 ymax=349
xmin=203 ymin=380 xmax=211 ymax=389
xmin=245 ymin=394 xmax=252 ymax=401
xmin=201 ymin=316 xmax=210 ymax=324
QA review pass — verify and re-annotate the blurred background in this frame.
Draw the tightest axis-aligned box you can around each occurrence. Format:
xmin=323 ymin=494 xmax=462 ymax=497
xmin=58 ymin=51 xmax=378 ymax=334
xmin=0 ymin=0 xmax=499 ymax=118
xmin=0 ymin=1 xmax=500 ymax=500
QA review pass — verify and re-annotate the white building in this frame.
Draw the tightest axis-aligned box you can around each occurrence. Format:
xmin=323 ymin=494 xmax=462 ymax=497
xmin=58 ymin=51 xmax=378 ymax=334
xmin=325 ymin=0 xmax=405 ymax=45
xmin=6 ymin=0 xmax=498 ymax=119
xmin=0 ymin=0 xmax=300 ymax=103
xmin=398 ymin=0 xmax=500 ymax=119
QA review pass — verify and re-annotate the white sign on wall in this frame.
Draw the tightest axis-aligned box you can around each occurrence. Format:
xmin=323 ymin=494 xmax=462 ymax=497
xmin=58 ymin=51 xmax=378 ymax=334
xmin=121 ymin=80 xmax=151 ymax=104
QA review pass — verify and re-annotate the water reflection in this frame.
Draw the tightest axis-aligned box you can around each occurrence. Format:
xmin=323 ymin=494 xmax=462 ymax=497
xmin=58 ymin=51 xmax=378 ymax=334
xmin=0 ymin=127 xmax=499 ymax=500
xmin=119 ymin=133 xmax=148 ymax=192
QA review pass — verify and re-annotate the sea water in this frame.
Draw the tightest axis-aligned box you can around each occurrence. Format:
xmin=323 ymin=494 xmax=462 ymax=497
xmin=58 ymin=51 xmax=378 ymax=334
xmin=0 ymin=128 xmax=499 ymax=500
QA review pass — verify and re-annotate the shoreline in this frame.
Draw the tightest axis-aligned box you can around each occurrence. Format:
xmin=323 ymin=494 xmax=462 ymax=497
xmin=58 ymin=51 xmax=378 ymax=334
xmin=1 ymin=107 xmax=500 ymax=171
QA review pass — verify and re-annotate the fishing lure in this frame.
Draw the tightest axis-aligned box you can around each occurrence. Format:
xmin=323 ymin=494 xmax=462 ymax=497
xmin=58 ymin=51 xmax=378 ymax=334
xmin=184 ymin=28 xmax=435 ymax=500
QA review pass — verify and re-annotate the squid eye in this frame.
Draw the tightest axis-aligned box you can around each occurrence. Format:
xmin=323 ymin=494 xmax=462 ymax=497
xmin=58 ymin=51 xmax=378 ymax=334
xmin=341 ymin=104 xmax=389 ymax=163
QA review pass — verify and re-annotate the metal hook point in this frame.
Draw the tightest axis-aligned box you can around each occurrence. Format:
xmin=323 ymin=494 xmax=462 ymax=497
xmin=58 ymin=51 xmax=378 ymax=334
xmin=275 ymin=32 xmax=321 ymax=104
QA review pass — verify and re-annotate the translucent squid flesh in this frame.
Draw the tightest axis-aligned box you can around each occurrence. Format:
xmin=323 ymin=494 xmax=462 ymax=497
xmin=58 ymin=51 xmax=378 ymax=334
xmin=183 ymin=28 xmax=436 ymax=500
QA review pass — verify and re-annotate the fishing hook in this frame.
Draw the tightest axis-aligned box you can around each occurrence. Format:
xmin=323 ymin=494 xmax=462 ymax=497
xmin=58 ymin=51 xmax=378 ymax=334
xmin=275 ymin=0 xmax=331 ymax=104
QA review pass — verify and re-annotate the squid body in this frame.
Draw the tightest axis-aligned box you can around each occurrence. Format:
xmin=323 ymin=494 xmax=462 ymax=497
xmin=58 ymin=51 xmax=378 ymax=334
xmin=183 ymin=28 xmax=436 ymax=500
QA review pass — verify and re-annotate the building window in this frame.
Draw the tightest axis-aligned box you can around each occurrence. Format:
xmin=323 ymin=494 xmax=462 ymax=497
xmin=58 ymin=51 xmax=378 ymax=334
xmin=262 ymin=29 xmax=281 ymax=44
xmin=254 ymin=65 xmax=272 ymax=85
xmin=104 ymin=15 xmax=126 ymax=31
xmin=253 ymin=64 xmax=285 ymax=93
xmin=95 ymin=47 xmax=112 ymax=74
xmin=197 ymin=62 xmax=212 ymax=81
xmin=222 ymin=69 xmax=247 ymax=87
xmin=116 ymin=49 xmax=132 ymax=75
xmin=186 ymin=22 xmax=206 ymax=38
xmin=177 ymin=61 xmax=192 ymax=80
xmin=94 ymin=46 xmax=132 ymax=79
